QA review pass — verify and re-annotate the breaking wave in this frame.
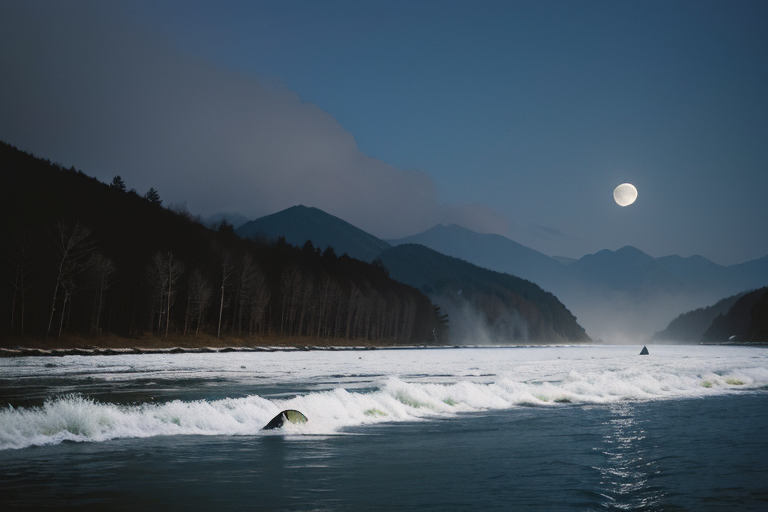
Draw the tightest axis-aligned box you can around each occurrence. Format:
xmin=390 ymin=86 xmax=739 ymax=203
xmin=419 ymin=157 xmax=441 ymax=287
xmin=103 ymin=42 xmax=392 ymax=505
xmin=3 ymin=365 xmax=767 ymax=450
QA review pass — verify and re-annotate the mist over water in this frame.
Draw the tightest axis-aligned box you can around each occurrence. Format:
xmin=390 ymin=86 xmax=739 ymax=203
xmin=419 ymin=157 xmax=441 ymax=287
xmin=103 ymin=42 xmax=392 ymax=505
xmin=557 ymin=287 xmax=742 ymax=343
xmin=434 ymin=298 xmax=531 ymax=344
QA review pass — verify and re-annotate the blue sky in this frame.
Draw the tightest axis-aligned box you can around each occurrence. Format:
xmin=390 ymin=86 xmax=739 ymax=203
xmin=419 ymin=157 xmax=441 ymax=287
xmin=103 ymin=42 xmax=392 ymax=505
xmin=1 ymin=0 xmax=766 ymax=264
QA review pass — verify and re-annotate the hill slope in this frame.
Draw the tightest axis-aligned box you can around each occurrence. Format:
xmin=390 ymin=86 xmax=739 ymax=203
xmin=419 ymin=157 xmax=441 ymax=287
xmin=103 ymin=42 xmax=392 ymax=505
xmin=237 ymin=205 xmax=391 ymax=263
xmin=378 ymin=244 xmax=590 ymax=344
xmin=388 ymin=224 xmax=568 ymax=292
xmin=703 ymin=288 xmax=768 ymax=343
xmin=0 ymin=142 xmax=444 ymax=344
xmin=652 ymin=292 xmax=747 ymax=342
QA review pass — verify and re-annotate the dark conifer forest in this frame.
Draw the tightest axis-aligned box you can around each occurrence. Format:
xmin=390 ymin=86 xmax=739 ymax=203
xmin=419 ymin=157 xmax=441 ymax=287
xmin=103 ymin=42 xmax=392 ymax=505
xmin=702 ymin=287 xmax=768 ymax=343
xmin=0 ymin=142 xmax=448 ymax=344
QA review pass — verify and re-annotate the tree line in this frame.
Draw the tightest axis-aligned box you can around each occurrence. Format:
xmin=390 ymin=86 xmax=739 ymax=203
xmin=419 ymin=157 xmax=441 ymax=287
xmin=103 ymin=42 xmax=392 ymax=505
xmin=0 ymin=141 xmax=448 ymax=343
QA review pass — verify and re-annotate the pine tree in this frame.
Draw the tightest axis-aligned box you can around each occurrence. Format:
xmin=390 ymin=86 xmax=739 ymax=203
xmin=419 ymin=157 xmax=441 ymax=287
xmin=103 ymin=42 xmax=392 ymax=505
xmin=144 ymin=187 xmax=162 ymax=206
xmin=110 ymin=175 xmax=126 ymax=192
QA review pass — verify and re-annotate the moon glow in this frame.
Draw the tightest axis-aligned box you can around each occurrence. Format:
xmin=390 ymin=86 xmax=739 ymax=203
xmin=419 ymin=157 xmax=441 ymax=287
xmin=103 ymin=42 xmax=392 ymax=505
xmin=613 ymin=183 xmax=638 ymax=207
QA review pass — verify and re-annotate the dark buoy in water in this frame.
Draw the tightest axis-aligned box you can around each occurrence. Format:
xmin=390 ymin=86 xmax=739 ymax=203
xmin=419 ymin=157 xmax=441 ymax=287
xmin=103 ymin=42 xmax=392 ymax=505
xmin=262 ymin=410 xmax=308 ymax=430
xmin=640 ymin=346 xmax=649 ymax=355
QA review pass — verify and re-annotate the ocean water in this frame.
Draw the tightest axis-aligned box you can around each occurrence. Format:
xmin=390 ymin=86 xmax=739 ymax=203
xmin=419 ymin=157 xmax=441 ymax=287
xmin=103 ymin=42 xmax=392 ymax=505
xmin=1 ymin=345 xmax=767 ymax=511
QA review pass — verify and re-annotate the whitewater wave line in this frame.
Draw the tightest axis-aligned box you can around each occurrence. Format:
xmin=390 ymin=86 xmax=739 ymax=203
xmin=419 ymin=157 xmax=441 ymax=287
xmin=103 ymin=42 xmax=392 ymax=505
xmin=2 ymin=368 xmax=767 ymax=450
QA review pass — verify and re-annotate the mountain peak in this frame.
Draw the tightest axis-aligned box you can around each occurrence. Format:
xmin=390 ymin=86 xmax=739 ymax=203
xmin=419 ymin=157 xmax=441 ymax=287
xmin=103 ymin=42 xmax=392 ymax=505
xmin=571 ymin=245 xmax=683 ymax=296
xmin=235 ymin=205 xmax=390 ymax=262
xmin=580 ymin=246 xmax=653 ymax=263
xmin=615 ymin=245 xmax=652 ymax=259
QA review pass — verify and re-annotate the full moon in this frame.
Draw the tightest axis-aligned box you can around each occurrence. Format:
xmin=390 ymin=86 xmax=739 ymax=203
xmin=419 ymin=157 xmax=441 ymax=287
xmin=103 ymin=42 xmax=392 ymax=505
xmin=613 ymin=183 xmax=638 ymax=207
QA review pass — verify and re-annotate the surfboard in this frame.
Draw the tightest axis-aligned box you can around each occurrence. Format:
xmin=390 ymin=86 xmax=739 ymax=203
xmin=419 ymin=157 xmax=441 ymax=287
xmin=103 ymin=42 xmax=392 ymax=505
xmin=262 ymin=409 xmax=308 ymax=430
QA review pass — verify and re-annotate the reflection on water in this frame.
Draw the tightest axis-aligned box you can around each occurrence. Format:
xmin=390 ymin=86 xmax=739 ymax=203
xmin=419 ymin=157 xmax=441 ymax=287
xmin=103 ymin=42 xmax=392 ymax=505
xmin=1 ymin=396 xmax=767 ymax=511
xmin=596 ymin=402 xmax=666 ymax=511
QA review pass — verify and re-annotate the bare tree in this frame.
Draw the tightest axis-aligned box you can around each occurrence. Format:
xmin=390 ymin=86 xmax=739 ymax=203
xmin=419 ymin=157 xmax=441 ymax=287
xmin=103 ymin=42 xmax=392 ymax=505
xmin=315 ymin=273 xmax=338 ymax=338
xmin=247 ymin=265 xmax=270 ymax=336
xmin=88 ymin=253 xmax=116 ymax=336
xmin=400 ymin=295 xmax=416 ymax=340
xmin=217 ymin=251 xmax=235 ymax=338
xmin=47 ymin=221 xmax=93 ymax=339
xmin=57 ymin=277 xmax=76 ymax=339
xmin=185 ymin=268 xmax=211 ymax=336
xmin=232 ymin=254 xmax=254 ymax=334
xmin=295 ymin=276 xmax=314 ymax=337
xmin=146 ymin=251 xmax=185 ymax=337
xmin=345 ymin=284 xmax=361 ymax=339
xmin=6 ymin=230 xmax=36 ymax=336
xmin=234 ymin=254 xmax=272 ymax=336
xmin=280 ymin=264 xmax=301 ymax=336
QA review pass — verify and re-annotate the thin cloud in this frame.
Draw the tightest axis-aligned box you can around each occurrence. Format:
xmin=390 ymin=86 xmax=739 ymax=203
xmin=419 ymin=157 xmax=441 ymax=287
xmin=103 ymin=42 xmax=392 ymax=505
xmin=0 ymin=0 xmax=507 ymax=239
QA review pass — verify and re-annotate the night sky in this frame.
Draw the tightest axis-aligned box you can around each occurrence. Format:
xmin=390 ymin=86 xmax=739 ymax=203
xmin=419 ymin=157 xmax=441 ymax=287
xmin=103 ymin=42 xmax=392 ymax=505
xmin=1 ymin=0 xmax=766 ymax=265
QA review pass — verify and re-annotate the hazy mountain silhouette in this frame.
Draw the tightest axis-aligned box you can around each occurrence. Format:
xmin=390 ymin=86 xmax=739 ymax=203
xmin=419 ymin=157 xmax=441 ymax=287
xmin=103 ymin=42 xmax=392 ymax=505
xmin=388 ymin=225 xmax=692 ymax=339
xmin=729 ymin=256 xmax=768 ymax=293
xmin=378 ymin=244 xmax=590 ymax=344
xmin=652 ymin=291 xmax=748 ymax=342
xmin=236 ymin=205 xmax=391 ymax=263
xmin=388 ymin=224 xmax=568 ymax=293
xmin=569 ymin=246 xmax=685 ymax=297
xmin=551 ymin=256 xmax=577 ymax=265
xmin=236 ymin=210 xmax=590 ymax=343
xmin=656 ymin=254 xmax=742 ymax=297
xmin=388 ymin=224 xmax=768 ymax=341
xmin=234 ymin=206 xmax=768 ymax=341
xmin=553 ymin=246 xmax=688 ymax=342
xmin=565 ymin=248 xmax=768 ymax=339
xmin=389 ymin=227 xmax=687 ymax=298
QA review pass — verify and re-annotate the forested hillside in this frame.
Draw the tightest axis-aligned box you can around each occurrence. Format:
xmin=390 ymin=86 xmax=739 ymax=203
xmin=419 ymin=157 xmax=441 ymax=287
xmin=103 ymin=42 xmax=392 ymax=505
xmin=653 ymin=288 xmax=768 ymax=343
xmin=379 ymin=244 xmax=590 ymax=343
xmin=702 ymin=288 xmax=768 ymax=343
xmin=0 ymin=142 xmax=447 ymax=344
xmin=652 ymin=292 xmax=746 ymax=341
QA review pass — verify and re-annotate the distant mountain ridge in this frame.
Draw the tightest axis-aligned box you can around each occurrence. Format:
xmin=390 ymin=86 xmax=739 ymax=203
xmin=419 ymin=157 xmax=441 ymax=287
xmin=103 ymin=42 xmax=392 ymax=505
xmin=387 ymin=223 xmax=768 ymax=340
xmin=236 ymin=205 xmax=391 ymax=263
xmin=568 ymin=246 xmax=684 ymax=297
xmin=236 ymin=205 xmax=768 ymax=342
xmin=237 ymin=207 xmax=589 ymax=343
xmin=387 ymin=224 xmax=568 ymax=293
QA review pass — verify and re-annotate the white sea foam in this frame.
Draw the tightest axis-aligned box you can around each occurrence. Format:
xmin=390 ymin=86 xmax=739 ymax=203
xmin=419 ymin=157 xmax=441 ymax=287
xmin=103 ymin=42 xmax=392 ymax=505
xmin=1 ymin=345 xmax=766 ymax=450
